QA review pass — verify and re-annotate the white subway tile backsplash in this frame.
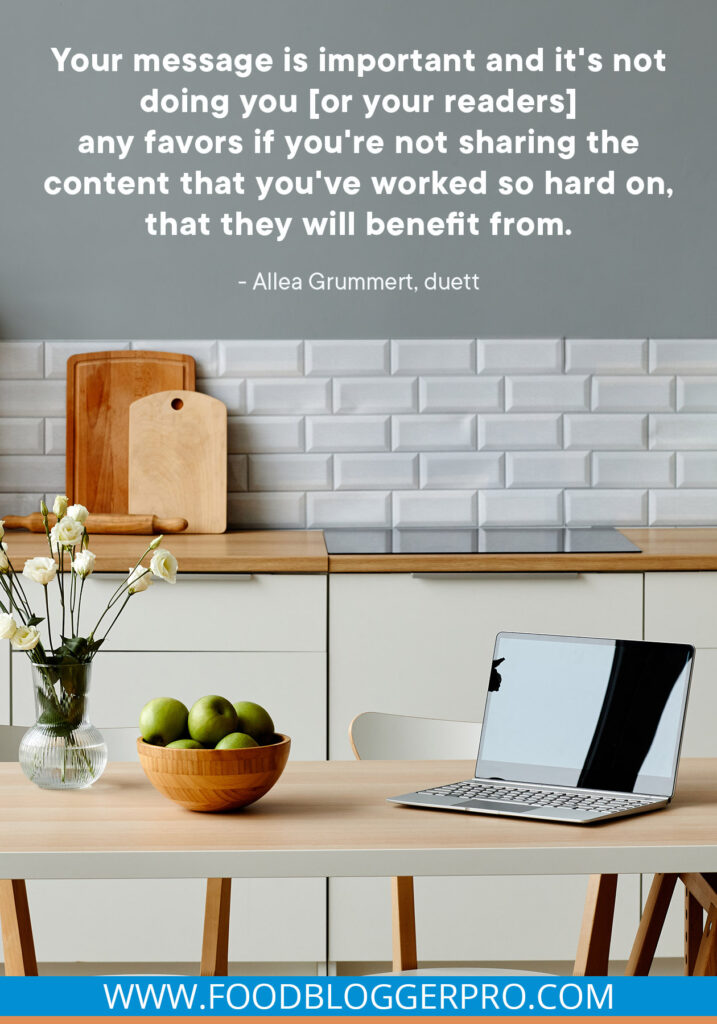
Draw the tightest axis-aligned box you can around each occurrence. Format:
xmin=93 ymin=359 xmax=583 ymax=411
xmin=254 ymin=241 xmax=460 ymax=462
xmin=2 ymin=338 xmax=716 ymax=530
xmin=479 ymin=414 xmax=561 ymax=450
xmin=676 ymin=377 xmax=717 ymax=412
xmin=650 ymin=414 xmax=717 ymax=450
xmin=593 ymin=452 xmax=674 ymax=488
xmin=676 ymin=453 xmax=717 ymax=488
xmin=132 ymin=340 xmax=217 ymax=377
xmin=650 ymin=340 xmax=717 ymax=374
xmin=247 ymin=378 xmax=331 ymax=415
xmin=219 ymin=340 xmax=302 ymax=377
xmin=478 ymin=339 xmax=562 ymax=374
xmin=306 ymin=340 xmax=388 ymax=376
xmin=306 ymin=491 xmax=391 ymax=527
xmin=229 ymin=492 xmax=306 ymax=529
xmin=565 ymin=489 xmax=647 ymax=526
xmin=506 ymin=376 xmax=588 ymax=412
xmin=564 ymin=415 xmax=647 ymax=450
xmin=335 ymin=454 xmax=417 ymax=491
xmin=418 ymin=376 xmax=502 ymax=413
xmin=44 ymin=419 xmax=66 ymax=456
xmin=0 ymin=419 xmax=44 ymax=455
xmin=649 ymin=489 xmax=717 ymax=525
xmin=249 ymin=454 xmax=332 ymax=491
xmin=591 ymin=376 xmax=674 ymax=412
xmin=506 ymin=451 xmax=589 ymax=488
xmin=334 ymin=377 xmax=416 ymax=413
xmin=0 ymin=381 xmax=65 ymax=418
xmin=420 ymin=453 xmax=503 ymax=489
xmin=0 ymin=342 xmax=44 ymax=379
xmin=565 ymin=339 xmax=647 ymax=374
xmin=0 ymin=455 xmax=64 ymax=491
xmin=392 ymin=339 xmax=475 ymax=375
xmin=44 ymin=340 xmax=130 ymax=378
xmin=394 ymin=490 xmax=476 ymax=527
xmin=393 ymin=415 xmax=475 ymax=451
xmin=479 ymin=489 xmax=563 ymax=527
xmin=228 ymin=416 xmax=304 ymax=453
xmin=306 ymin=416 xmax=390 ymax=453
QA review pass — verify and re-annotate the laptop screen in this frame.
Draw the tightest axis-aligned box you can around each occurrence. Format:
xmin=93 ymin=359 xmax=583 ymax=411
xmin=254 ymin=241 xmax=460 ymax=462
xmin=475 ymin=633 xmax=694 ymax=797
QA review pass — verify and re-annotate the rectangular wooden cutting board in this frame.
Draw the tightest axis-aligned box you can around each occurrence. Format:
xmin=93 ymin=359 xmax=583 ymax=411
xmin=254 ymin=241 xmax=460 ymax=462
xmin=128 ymin=390 xmax=227 ymax=534
xmin=66 ymin=351 xmax=196 ymax=512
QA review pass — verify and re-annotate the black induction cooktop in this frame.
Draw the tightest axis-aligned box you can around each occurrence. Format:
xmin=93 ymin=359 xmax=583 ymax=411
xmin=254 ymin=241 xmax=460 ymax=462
xmin=323 ymin=527 xmax=641 ymax=555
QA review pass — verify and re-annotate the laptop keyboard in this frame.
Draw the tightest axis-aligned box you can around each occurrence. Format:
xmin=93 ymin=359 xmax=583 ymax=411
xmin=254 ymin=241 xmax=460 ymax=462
xmin=417 ymin=780 xmax=658 ymax=815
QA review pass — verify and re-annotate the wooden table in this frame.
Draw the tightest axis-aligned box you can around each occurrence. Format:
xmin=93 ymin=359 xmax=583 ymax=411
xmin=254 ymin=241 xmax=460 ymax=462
xmin=1 ymin=759 xmax=717 ymax=974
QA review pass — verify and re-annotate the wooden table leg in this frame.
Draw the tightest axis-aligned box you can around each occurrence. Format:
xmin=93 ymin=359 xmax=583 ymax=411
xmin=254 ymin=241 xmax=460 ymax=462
xmin=574 ymin=874 xmax=618 ymax=976
xmin=685 ymin=890 xmax=704 ymax=975
xmin=693 ymin=904 xmax=717 ymax=976
xmin=0 ymin=880 xmax=37 ymax=976
xmin=625 ymin=873 xmax=678 ymax=976
xmin=391 ymin=876 xmax=418 ymax=972
xmin=200 ymin=878 xmax=231 ymax=976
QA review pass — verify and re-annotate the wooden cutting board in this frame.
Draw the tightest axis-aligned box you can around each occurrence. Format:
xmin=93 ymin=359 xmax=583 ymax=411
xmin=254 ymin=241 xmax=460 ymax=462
xmin=66 ymin=351 xmax=196 ymax=512
xmin=128 ymin=390 xmax=227 ymax=534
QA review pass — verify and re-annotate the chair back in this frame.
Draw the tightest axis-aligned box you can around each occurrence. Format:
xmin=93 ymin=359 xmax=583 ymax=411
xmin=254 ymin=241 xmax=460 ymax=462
xmin=349 ymin=712 xmax=481 ymax=761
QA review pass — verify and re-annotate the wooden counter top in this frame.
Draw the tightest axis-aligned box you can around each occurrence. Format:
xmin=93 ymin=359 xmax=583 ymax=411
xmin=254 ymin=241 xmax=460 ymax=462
xmin=328 ymin=529 xmax=717 ymax=573
xmin=5 ymin=528 xmax=717 ymax=574
xmin=2 ymin=530 xmax=328 ymax=573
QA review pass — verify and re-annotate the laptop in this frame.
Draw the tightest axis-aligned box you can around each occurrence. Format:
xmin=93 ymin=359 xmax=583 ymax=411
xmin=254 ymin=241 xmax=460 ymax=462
xmin=388 ymin=632 xmax=695 ymax=824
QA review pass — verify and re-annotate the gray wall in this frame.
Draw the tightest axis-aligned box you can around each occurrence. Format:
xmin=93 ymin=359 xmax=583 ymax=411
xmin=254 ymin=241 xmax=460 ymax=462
xmin=4 ymin=337 xmax=717 ymax=529
xmin=1 ymin=0 xmax=716 ymax=339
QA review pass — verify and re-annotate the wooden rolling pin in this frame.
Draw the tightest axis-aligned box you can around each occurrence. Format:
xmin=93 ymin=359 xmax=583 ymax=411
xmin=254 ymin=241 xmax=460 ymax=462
xmin=3 ymin=513 xmax=188 ymax=535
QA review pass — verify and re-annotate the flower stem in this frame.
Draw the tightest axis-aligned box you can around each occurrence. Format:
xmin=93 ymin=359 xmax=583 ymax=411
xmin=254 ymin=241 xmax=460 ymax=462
xmin=99 ymin=593 xmax=131 ymax=644
xmin=44 ymin=586 xmax=53 ymax=654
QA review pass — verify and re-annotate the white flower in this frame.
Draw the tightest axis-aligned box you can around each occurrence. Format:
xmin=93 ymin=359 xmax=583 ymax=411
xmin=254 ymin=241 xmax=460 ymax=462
xmin=67 ymin=504 xmax=89 ymax=524
xmin=53 ymin=495 xmax=68 ymax=518
xmin=0 ymin=548 xmax=8 ymax=573
xmin=10 ymin=625 xmax=40 ymax=651
xmin=127 ymin=565 xmax=152 ymax=594
xmin=0 ymin=613 xmax=17 ymax=641
xmin=50 ymin=516 xmax=84 ymax=549
xmin=72 ymin=549 xmax=95 ymax=578
xmin=150 ymin=548 xmax=177 ymax=584
xmin=149 ymin=534 xmax=164 ymax=550
xmin=22 ymin=556 xmax=57 ymax=586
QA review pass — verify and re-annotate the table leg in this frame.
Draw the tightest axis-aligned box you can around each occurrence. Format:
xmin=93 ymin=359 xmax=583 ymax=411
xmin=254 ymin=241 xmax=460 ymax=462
xmin=693 ymin=904 xmax=717 ymax=976
xmin=0 ymin=879 xmax=37 ymax=977
xmin=201 ymin=878 xmax=232 ymax=976
xmin=573 ymin=874 xmax=617 ymax=976
xmin=685 ymin=890 xmax=704 ymax=975
xmin=391 ymin=876 xmax=418 ymax=972
xmin=625 ymin=873 xmax=678 ymax=976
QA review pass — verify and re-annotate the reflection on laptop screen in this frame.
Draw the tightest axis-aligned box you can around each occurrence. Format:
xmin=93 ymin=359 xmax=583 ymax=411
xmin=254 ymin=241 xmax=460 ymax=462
xmin=475 ymin=634 xmax=694 ymax=797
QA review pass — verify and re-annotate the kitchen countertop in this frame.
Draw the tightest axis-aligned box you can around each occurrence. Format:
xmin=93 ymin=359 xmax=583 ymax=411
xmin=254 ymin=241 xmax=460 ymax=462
xmin=4 ymin=528 xmax=717 ymax=573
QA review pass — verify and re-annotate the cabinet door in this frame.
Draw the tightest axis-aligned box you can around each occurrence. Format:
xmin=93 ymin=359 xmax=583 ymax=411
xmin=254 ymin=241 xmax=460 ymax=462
xmin=328 ymin=572 xmax=643 ymax=964
xmin=14 ymin=650 xmax=327 ymax=965
xmin=0 ymin=645 xmax=8 ymax=725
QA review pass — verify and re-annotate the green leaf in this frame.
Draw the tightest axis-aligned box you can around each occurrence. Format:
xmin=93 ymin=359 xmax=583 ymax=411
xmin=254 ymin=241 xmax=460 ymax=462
xmin=27 ymin=615 xmax=44 ymax=627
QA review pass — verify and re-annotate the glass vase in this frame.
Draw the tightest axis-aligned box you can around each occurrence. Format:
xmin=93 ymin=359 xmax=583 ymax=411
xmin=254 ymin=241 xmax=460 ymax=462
xmin=19 ymin=662 xmax=108 ymax=790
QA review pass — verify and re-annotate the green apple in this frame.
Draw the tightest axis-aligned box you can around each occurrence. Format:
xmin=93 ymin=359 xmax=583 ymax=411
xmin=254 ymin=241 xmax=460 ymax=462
xmin=233 ymin=701 xmax=275 ymax=744
xmin=139 ymin=697 xmax=189 ymax=746
xmin=215 ymin=731 xmax=259 ymax=750
xmin=188 ymin=695 xmax=238 ymax=746
xmin=166 ymin=738 xmax=204 ymax=749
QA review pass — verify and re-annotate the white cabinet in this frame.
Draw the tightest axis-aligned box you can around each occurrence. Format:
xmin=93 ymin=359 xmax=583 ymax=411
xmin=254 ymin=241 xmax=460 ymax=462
xmin=0 ymin=645 xmax=8 ymax=725
xmin=329 ymin=571 xmax=643 ymax=964
xmin=9 ymin=574 xmax=328 ymax=967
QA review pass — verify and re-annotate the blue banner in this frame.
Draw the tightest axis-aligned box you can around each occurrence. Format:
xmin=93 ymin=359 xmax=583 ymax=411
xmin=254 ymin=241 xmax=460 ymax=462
xmin=0 ymin=976 xmax=714 ymax=1017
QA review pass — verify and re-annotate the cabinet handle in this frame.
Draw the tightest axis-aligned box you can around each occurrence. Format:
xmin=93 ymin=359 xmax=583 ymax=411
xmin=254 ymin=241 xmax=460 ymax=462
xmin=410 ymin=572 xmax=581 ymax=580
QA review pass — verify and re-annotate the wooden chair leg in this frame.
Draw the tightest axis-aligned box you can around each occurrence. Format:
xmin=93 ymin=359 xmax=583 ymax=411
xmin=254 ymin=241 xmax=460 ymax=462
xmin=391 ymin=876 xmax=417 ymax=972
xmin=0 ymin=879 xmax=37 ymax=976
xmin=685 ymin=890 xmax=704 ymax=975
xmin=574 ymin=873 xmax=618 ymax=976
xmin=693 ymin=904 xmax=717 ymax=976
xmin=200 ymin=878 xmax=231 ymax=976
xmin=625 ymin=873 xmax=678 ymax=976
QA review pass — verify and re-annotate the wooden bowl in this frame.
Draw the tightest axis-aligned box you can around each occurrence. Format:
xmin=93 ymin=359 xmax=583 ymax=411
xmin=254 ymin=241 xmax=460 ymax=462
xmin=136 ymin=734 xmax=291 ymax=812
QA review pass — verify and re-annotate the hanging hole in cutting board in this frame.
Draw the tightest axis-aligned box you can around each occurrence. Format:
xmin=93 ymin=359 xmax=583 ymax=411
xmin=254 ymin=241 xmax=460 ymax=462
xmin=171 ymin=398 xmax=184 ymax=410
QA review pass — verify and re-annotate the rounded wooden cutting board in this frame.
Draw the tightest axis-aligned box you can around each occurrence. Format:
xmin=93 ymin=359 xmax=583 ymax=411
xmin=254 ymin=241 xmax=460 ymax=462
xmin=128 ymin=390 xmax=227 ymax=534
